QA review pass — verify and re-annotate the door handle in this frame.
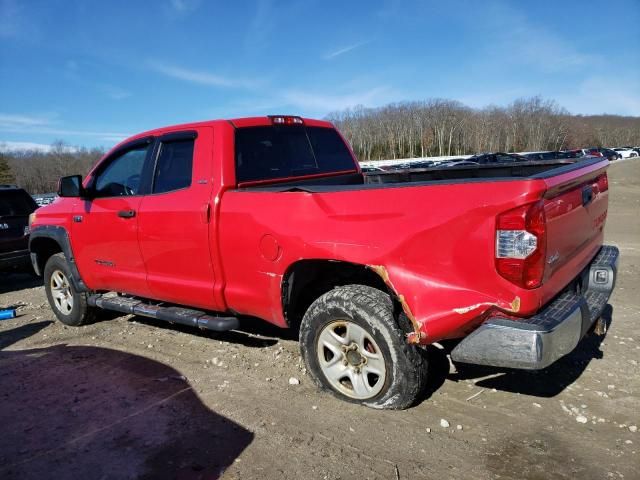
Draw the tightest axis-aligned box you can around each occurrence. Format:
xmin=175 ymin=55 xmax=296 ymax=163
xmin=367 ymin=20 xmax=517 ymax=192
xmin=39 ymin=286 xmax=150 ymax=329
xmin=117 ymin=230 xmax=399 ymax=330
xmin=118 ymin=210 xmax=136 ymax=218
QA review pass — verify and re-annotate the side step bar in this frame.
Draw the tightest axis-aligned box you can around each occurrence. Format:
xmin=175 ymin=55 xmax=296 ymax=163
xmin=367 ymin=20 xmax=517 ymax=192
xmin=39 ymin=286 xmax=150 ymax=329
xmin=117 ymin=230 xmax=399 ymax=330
xmin=87 ymin=295 xmax=239 ymax=332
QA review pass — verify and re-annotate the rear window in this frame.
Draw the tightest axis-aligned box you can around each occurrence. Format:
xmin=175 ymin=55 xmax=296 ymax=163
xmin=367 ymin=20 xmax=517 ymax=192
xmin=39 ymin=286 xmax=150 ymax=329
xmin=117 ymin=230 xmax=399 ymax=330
xmin=235 ymin=126 xmax=355 ymax=183
xmin=0 ymin=190 xmax=37 ymax=216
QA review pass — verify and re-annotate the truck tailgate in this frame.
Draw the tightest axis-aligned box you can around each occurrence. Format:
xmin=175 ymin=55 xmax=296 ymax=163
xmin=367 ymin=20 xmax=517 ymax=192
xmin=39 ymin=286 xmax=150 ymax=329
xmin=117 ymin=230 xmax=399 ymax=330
xmin=541 ymin=159 xmax=609 ymax=285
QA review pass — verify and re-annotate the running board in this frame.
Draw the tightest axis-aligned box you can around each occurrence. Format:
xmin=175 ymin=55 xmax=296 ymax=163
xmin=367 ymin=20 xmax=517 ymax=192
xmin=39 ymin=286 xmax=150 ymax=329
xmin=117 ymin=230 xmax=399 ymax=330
xmin=87 ymin=295 xmax=239 ymax=332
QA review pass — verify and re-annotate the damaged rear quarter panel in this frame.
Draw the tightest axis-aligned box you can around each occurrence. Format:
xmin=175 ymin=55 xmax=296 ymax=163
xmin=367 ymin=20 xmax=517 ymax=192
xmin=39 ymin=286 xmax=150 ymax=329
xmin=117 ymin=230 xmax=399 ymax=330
xmin=218 ymin=178 xmax=546 ymax=339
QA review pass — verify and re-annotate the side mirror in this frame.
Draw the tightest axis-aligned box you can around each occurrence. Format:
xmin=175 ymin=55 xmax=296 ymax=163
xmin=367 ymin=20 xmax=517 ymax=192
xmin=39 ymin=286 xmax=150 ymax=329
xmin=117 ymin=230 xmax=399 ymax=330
xmin=58 ymin=175 xmax=84 ymax=197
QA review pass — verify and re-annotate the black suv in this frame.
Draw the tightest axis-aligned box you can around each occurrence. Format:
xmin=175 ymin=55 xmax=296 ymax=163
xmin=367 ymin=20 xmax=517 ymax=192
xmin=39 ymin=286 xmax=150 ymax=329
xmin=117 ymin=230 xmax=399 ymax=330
xmin=0 ymin=185 xmax=38 ymax=271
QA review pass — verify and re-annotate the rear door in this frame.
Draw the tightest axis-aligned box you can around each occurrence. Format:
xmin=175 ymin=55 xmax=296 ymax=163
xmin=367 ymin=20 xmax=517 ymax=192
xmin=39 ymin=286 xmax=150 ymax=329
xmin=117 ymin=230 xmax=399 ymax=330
xmin=137 ymin=128 xmax=219 ymax=310
xmin=71 ymin=139 xmax=153 ymax=296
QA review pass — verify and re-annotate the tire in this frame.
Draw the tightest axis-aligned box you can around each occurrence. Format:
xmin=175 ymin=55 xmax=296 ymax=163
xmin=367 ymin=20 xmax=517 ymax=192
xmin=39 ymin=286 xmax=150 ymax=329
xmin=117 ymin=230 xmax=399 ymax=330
xmin=299 ymin=285 xmax=428 ymax=410
xmin=44 ymin=253 xmax=96 ymax=326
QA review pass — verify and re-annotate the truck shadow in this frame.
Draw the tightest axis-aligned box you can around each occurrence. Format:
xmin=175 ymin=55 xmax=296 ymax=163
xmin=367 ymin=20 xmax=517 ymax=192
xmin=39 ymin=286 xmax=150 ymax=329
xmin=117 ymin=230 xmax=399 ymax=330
xmin=443 ymin=305 xmax=613 ymax=398
xmin=0 ymin=272 xmax=43 ymax=294
xmin=128 ymin=315 xmax=287 ymax=348
xmin=0 ymin=322 xmax=253 ymax=480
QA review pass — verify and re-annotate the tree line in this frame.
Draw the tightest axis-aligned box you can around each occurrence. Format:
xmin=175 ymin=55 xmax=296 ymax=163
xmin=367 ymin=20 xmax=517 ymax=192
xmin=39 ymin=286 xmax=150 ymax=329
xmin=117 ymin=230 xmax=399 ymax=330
xmin=327 ymin=96 xmax=640 ymax=160
xmin=0 ymin=141 xmax=104 ymax=194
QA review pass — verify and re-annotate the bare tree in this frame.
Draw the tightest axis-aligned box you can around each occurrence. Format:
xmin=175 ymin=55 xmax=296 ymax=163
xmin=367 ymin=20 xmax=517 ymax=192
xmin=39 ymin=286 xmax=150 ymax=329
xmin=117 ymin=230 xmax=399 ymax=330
xmin=5 ymin=141 xmax=104 ymax=193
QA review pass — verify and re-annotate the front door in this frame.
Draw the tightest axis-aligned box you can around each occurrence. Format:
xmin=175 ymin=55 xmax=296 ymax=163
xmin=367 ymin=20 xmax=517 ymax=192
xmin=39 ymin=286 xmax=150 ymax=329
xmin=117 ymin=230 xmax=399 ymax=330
xmin=70 ymin=140 xmax=153 ymax=297
xmin=137 ymin=128 xmax=219 ymax=309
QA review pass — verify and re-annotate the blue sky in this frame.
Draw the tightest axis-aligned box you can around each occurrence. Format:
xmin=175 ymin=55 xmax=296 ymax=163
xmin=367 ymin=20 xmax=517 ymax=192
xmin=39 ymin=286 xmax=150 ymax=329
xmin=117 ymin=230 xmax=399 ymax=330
xmin=1 ymin=0 xmax=639 ymax=150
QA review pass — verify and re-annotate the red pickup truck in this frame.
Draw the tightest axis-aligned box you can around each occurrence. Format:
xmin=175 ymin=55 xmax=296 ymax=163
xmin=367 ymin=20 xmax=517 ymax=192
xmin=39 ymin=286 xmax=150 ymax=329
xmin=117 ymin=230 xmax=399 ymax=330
xmin=29 ymin=115 xmax=619 ymax=409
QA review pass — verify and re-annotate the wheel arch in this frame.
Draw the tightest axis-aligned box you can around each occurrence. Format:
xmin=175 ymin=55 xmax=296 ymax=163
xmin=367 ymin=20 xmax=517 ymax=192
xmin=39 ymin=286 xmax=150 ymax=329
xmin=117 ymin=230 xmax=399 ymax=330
xmin=29 ymin=225 xmax=89 ymax=292
xmin=281 ymin=259 xmax=398 ymax=331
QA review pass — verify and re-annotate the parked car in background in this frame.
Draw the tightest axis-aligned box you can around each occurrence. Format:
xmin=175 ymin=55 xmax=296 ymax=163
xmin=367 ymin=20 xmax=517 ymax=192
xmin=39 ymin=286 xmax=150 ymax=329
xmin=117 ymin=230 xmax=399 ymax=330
xmin=613 ymin=147 xmax=638 ymax=159
xmin=387 ymin=160 xmax=437 ymax=170
xmin=32 ymin=193 xmax=58 ymax=206
xmin=468 ymin=152 xmax=528 ymax=164
xmin=410 ymin=160 xmax=436 ymax=169
xmin=522 ymin=151 xmax=562 ymax=161
xmin=562 ymin=149 xmax=585 ymax=158
xmin=583 ymin=148 xmax=604 ymax=158
xmin=0 ymin=185 xmax=38 ymax=271
xmin=440 ymin=159 xmax=479 ymax=167
xmin=552 ymin=151 xmax=574 ymax=159
xmin=597 ymin=148 xmax=621 ymax=161
xmin=361 ymin=166 xmax=386 ymax=173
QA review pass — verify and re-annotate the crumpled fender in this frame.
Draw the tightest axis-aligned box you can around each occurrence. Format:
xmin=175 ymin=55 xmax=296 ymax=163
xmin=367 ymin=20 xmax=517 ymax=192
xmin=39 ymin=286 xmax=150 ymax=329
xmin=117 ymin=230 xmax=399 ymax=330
xmin=367 ymin=264 xmax=524 ymax=344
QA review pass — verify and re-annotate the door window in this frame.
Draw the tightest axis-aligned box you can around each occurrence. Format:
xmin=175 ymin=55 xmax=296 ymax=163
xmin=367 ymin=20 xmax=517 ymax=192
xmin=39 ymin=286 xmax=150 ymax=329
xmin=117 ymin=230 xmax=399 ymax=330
xmin=153 ymin=139 xmax=194 ymax=193
xmin=94 ymin=145 xmax=149 ymax=198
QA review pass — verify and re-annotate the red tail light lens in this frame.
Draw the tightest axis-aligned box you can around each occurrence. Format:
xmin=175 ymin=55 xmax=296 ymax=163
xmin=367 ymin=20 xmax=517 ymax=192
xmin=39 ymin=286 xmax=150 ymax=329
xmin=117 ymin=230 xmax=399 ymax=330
xmin=495 ymin=200 xmax=547 ymax=289
xmin=596 ymin=173 xmax=608 ymax=192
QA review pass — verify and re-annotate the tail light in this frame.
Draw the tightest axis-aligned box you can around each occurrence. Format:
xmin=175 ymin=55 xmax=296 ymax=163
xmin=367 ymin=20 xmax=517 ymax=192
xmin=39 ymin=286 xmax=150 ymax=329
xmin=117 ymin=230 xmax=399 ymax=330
xmin=596 ymin=173 xmax=608 ymax=192
xmin=495 ymin=200 xmax=547 ymax=289
xmin=269 ymin=115 xmax=304 ymax=125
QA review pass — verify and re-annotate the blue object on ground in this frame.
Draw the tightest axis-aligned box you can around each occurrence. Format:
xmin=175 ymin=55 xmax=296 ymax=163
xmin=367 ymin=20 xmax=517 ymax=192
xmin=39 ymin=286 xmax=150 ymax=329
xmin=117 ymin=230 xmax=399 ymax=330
xmin=0 ymin=309 xmax=17 ymax=320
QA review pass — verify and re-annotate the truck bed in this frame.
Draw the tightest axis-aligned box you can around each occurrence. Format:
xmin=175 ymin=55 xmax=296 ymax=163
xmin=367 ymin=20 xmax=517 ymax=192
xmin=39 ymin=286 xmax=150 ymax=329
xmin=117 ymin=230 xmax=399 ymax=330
xmin=240 ymin=158 xmax=595 ymax=192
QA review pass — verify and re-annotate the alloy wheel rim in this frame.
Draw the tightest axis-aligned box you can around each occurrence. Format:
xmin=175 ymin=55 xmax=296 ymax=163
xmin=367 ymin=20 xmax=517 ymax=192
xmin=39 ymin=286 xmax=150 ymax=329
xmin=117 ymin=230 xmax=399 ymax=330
xmin=50 ymin=269 xmax=74 ymax=315
xmin=316 ymin=320 xmax=387 ymax=400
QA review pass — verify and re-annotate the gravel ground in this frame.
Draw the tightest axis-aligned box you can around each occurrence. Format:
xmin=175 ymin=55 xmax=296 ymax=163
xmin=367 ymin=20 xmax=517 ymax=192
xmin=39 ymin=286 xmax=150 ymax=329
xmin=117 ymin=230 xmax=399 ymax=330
xmin=1 ymin=159 xmax=638 ymax=480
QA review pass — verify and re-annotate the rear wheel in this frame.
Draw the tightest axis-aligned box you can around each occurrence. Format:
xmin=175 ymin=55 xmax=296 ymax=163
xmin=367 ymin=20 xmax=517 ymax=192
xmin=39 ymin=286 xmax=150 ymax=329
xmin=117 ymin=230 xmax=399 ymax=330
xmin=44 ymin=253 xmax=96 ymax=326
xmin=299 ymin=285 xmax=428 ymax=409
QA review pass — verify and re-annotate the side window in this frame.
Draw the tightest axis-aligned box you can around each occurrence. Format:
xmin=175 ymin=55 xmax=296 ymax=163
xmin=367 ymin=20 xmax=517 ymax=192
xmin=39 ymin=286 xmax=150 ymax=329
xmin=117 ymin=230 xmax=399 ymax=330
xmin=153 ymin=139 xmax=194 ymax=194
xmin=94 ymin=145 xmax=149 ymax=197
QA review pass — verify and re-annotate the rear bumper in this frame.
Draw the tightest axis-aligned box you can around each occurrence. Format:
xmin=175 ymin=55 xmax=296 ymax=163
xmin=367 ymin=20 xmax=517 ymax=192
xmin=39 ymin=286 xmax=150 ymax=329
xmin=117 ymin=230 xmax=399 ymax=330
xmin=451 ymin=245 xmax=619 ymax=370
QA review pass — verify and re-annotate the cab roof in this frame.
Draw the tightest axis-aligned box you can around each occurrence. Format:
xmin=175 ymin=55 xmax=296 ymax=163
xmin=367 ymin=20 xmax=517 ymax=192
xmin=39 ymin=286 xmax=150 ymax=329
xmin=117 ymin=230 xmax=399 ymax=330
xmin=111 ymin=116 xmax=334 ymax=153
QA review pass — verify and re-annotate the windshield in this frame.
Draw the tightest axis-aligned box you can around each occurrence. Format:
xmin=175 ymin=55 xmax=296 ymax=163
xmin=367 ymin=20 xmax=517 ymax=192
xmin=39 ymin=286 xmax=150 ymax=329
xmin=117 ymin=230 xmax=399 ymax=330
xmin=235 ymin=125 xmax=356 ymax=183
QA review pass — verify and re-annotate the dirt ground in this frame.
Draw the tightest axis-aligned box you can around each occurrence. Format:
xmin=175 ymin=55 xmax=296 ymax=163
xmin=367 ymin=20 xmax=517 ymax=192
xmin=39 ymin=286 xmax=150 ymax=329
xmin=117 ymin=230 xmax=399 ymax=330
xmin=1 ymin=160 xmax=638 ymax=480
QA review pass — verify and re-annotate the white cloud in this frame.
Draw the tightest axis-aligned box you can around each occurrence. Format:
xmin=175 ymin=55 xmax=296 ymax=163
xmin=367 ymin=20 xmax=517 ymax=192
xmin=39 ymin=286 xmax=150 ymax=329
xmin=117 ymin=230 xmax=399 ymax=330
xmin=480 ymin=2 xmax=602 ymax=73
xmin=0 ymin=124 xmax=129 ymax=142
xmin=149 ymin=61 xmax=257 ymax=90
xmin=0 ymin=141 xmax=56 ymax=152
xmin=0 ymin=113 xmax=52 ymax=128
xmin=244 ymin=0 xmax=274 ymax=51
xmin=324 ymin=41 xmax=370 ymax=60
xmin=0 ymin=111 xmax=128 ymax=144
xmin=557 ymin=75 xmax=640 ymax=116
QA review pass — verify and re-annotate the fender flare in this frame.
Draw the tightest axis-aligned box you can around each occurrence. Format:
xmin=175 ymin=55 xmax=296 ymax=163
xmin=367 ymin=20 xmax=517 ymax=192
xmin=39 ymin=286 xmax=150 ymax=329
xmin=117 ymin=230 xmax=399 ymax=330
xmin=29 ymin=225 xmax=89 ymax=292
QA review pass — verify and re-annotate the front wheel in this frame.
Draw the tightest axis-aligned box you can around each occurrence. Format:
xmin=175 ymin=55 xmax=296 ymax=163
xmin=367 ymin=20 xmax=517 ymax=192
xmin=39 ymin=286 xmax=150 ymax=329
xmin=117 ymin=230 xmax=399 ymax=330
xmin=44 ymin=253 xmax=96 ymax=326
xmin=299 ymin=285 xmax=428 ymax=409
